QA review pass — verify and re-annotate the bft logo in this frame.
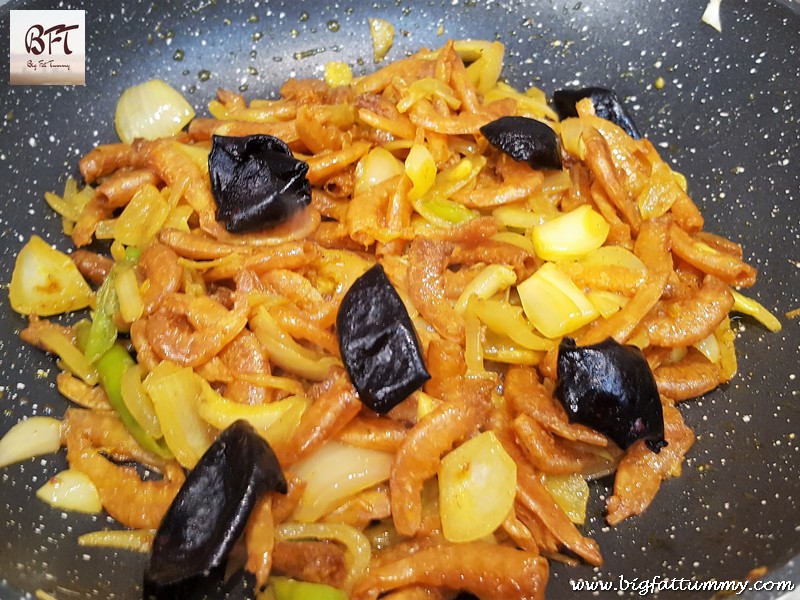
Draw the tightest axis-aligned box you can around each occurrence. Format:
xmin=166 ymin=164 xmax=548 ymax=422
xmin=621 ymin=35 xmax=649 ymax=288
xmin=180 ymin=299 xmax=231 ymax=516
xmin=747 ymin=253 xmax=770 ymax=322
xmin=25 ymin=23 xmax=81 ymax=56
xmin=10 ymin=10 xmax=86 ymax=85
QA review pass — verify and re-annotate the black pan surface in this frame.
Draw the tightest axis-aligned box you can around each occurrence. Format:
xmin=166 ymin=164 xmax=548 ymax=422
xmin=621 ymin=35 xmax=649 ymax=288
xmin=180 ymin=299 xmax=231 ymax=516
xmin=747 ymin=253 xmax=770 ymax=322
xmin=0 ymin=1 xmax=798 ymax=598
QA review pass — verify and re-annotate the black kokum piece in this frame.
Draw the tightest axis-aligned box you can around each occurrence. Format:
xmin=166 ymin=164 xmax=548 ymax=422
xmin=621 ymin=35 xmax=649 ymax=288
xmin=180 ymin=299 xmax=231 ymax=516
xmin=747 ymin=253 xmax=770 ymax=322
xmin=143 ymin=420 xmax=287 ymax=600
xmin=555 ymin=337 xmax=667 ymax=453
xmin=337 ymin=264 xmax=430 ymax=414
xmin=480 ymin=116 xmax=562 ymax=170
xmin=209 ymin=134 xmax=311 ymax=233
xmin=552 ymin=87 xmax=642 ymax=140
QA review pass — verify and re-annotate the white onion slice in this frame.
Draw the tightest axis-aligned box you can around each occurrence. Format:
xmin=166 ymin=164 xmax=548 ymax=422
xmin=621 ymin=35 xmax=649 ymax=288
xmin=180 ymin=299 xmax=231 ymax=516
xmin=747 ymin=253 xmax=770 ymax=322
xmin=0 ymin=416 xmax=62 ymax=468
xmin=702 ymin=0 xmax=723 ymax=32
xmin=291 ymin=441 xmax=393 ymax=523
xmin=35 ymin=469 xmax=102 ymax=514
xmin=115 ymin=80 xmax=195 ymax=145
xmin=78 ymin=529 xmax=155 ymax=553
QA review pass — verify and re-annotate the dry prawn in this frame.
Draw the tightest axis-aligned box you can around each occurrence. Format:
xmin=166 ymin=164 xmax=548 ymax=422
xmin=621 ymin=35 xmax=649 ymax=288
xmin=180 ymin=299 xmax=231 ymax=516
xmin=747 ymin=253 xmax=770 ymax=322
xmin=143 ymin=290 xmax=249 ymax=367
xmin=63 ymin=409 xmax=184 ymax=530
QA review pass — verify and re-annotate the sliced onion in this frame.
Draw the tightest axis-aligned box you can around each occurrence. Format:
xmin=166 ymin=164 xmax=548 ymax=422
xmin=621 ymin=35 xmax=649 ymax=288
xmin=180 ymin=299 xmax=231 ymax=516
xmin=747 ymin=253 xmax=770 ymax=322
xmin=731 ymin=290 xmax=782 ymax=332
xmin=415 ymin=391 xmax=442 ymax=421
xmin=9 ymin=236 xmax=94 ymax=317
xmin=28 ymin=321 xmax=99 ymax=386
xmin=114 ymin=184 xmax=170 ymax=248
xmin=532 ymin=205 xmax=610 ymax=261
xmin=438 ymin=431 xmax=516 ymax=543
xmin=586 ymin=290 xmax=627 ymax=319
xmin=455 ymin=264 xmax=517 ymax=314
xmin=276 ymin=522 xmax=371 ymax=592
xmin=517 ymin=262 xmax=599 ymax=338
xmin=196 ymin=388 xmax=307 ymax=447
xmin=78 ymin=529 xmax=155 ymax=553
xmin=405 ymin=144 xmax=437 ymax=201
xmin=35 ymin=469 xmax=102 ymax=514
xmin=491 ymin=231 xmax=536 ymax=254
xmin=493 ymin=206 xmax=547 ymax=230
xmin=702 ymin=0 xmax=723 ymax=33
xmin=462 ymin=40 xmax=504 ymax=95
xmin=467 ymin=297 xmax=555 ymax=352
xmin=324 ymin=61 xmax=353 ymax=88
xmin=368 ymin=18 xmax=395 ymax=62
xmin=354 ymin=147 xmax=403 ymax=197
xmin=291 ymin=441 xmax=393 ymax=523
xmin=114 ymin=265 xmax=145 ymax=324
xmin=0 ymin=416 xmax=62 ymax=468
xmin=120 ymin=364 xmax=162 ymax=439
xmin=542 ymin=473 xmax=590 ymax=525
xmin=579 ymin=245 xmax=647 ymax=273
xmin=115 ymin=80 xmax=195 ymax=145
xmin=143 ymin=362 xmax=215 ymax=469
xmin=693 ymin=331 xmax=721 ymax=364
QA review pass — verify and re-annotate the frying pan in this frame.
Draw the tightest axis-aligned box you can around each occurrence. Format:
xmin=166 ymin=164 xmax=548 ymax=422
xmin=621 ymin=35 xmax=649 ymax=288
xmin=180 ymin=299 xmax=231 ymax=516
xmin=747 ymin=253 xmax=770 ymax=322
xmin=0 ymin=0 xmax=798 ymax=598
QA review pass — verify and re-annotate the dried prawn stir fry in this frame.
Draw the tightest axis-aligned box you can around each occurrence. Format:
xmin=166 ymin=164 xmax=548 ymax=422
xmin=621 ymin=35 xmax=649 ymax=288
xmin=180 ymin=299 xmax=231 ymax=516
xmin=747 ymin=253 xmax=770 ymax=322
xmin=4 ymin=40 xmax=782 ymax=600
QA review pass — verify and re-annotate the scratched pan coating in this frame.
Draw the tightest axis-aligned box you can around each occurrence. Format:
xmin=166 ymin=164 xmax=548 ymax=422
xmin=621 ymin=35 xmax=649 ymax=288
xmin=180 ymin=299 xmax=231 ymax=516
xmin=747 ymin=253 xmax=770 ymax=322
xmin=0 ymin=0 xmax=798 ymax=598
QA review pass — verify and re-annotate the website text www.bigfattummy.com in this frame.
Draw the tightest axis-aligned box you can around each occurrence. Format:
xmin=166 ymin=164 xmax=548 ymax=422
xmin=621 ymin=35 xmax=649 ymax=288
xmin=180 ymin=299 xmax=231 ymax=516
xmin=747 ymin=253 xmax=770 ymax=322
xmin=570 ymin=575 xmax=796 ymax=596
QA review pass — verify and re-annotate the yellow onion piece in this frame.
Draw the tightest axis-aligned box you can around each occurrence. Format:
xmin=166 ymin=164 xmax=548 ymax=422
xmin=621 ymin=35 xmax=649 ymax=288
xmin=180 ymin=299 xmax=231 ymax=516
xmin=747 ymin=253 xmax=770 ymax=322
xmin=114 ymin=266 xmax=144 ymax=324
xmin=324 ymin=61 xmax=353 ymax=88
xmin=9 ymin=236 xmax=94 ymax=317
xmin=250 ymin=306 xmax=341 ymax=381
xmin=368 ymin=18 xmax=395 ymax=62
xmin=176 ymin=143 xmax=210 ymax=174
xmin=481 ymin=337 xmax=544 ymax=366
xmin=586 ymin=290 xmax=628 ymax=319
xmin=396 ymin=78 xmax=461 ymax=113
xmin=483 ymin=82 xmax=559 ymax=122
xmin=493 ymin=206 xmax=547 ymax=231
xmin=461 ymin=40 xmax=504 ymax=94
xmin=579 ymin=245 xmax=647 ymax=272
xmin=532 ymin=204 xmax=610 ymax=261
xmin=120 ymin=364 xmax=162 ymax=439
xmin=292 ymin=441 xmax=393 ymax=523
xmin=114 ymin=183 xmax=170 ymax=247
xmin=558 ymin=117 xmax=587 ymax=160
xmin=405 ymin=144 xmax=437 ymax=201
xmin=702 ymin=0 xmax=723 ymax=32
xmin=29 ymin=322 xmax=98 ymax=385
xmin=464 ymin=309 xmax=484 ymax=374
xmin=415 ymin=391 xmax=441 ymax=422
xmin=636 ymin=161 xmax=684 ymax=219
xmin=0 ymin=417 xmax=62 ymax=468
xmin=354 ymin=147 xmax=404 ymax=197
xmin=78 ymin=529 xmax=155 ymax=553
xmin=491 ymin=231 xmax=536 ymax=254
xmin=517 ymin=262 xmax=599 ymax=338
xmin=35 ymin=469 xmax=102 ymax=514
xmin=415 ymin=197 xmax=476 ymax=228
xmin=315 ymin=249 xmax=373 ymax=296
xmin=439 ymin=431 xmax=516 ymax=543
xmin=410 ymin=156 xmax=485 ymax=230
xmin=542 ymin=473 xmax=590 ymax=524
xmin=115 ymin=79 xmax=195 ymax=145
xmin=715 ymin=317 xmax=738 ymax=382
xmin=731 ymin=290 xmax=782 ymax=332
xmin=143 ymin=362 xmax=215 ymax=469
xmin=693 ymin=331 xmax=721 ymax=364
xmin=466 ymin=297 xmax=555 ymax=351
xmin=454 ymin=264 xmax=517 ymax=314
xmin=197 ymin=389 xmax=307 ymax=447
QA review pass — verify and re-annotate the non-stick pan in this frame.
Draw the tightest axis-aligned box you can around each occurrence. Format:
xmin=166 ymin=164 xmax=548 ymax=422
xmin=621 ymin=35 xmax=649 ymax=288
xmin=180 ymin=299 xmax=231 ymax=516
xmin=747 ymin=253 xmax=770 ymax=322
xmin=0 ymin=0 xmax=798 ymax=598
